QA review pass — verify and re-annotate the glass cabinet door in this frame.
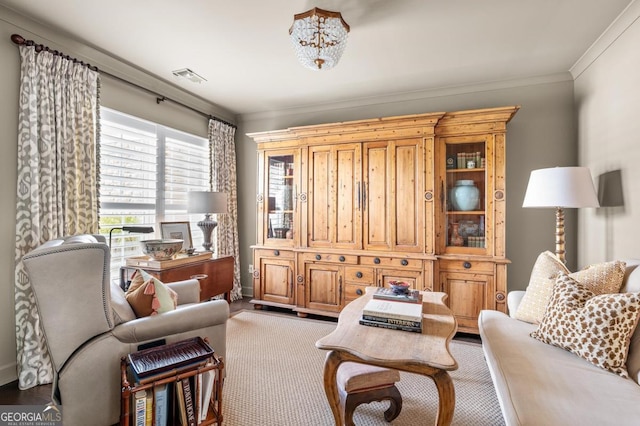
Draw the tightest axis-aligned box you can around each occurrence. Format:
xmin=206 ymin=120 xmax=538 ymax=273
xmin=443 ymin=138 xmax=489 ymax=253
xmin=266 ymin=152 xmax=296 ymax=243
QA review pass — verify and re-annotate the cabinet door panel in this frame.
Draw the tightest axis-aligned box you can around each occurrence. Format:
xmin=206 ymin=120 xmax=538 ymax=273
xmin=308 ymin=144 xmax=361 ymax=249
xmin=440 ymin=272 xmax=492 ymax=332
xmin=394 ymin=141 xmax=424 ymax=251
xmin=260 ymin=259 xmax=294 ymax=305
xmin=335 ymin=146 xmax=360 ymax=248
xmin=305 ymin=263 xmax=342 ymax=312
xmin=308 ymin=148 xmax=332 ymax=246
xmin=363 ymin=143 xmax=390 ymax=250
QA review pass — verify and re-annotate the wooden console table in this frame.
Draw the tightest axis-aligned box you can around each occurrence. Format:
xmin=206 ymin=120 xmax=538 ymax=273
xmin=121 ymin=255 xmax=234 ymax=302
xmin=316 ymin=287 xmax=458 ymax=425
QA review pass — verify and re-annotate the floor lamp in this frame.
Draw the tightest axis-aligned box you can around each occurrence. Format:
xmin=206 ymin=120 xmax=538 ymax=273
xmin=522 ymin=167 xmax=599 ymax=263
xmin=108 ymin=226 xmax=155 ymax=247
xmin=188 ymin=191 xmax=228 ymax=252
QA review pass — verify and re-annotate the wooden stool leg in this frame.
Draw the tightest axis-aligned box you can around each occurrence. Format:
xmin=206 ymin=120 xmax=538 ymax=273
xmin=383 ymin=385 xmax=403 ymax=422
xmin=343 ymin=385 xmax=403 ymax=425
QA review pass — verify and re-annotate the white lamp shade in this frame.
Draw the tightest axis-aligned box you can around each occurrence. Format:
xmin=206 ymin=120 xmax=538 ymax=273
xmin=187 ymin=191 xmax=228 ymax=214
xmin=522 ymin=167 xmax=600 ymax=208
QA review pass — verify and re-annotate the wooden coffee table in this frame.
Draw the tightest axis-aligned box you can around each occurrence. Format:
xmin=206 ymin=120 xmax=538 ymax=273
xmin=316 ymin=287 xmax=458 ymax=425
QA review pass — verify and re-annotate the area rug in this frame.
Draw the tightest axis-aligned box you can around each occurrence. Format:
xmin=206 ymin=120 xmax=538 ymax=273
xmin=223 ymin=310 xmax=504 ymax=426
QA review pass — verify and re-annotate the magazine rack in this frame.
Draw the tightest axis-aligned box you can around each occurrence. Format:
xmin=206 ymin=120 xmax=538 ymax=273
xmin=120 ymin=338 xmax=224 ymax=426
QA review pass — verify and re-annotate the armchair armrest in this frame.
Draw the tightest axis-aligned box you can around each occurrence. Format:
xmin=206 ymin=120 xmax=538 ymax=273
xmin=112 ymin=299 xmax=229 ymax=343
xmin=507 ymin=291 xmax=526 ymax=317
xmin=167 ymin=279 xmax=200 ymax=305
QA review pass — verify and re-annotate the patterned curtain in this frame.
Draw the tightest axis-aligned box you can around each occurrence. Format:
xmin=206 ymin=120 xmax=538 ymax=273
xmin=14 ymin=45 xmax=100 ymax=389
xmin=209 ymin=120 xmax=242 ymax=301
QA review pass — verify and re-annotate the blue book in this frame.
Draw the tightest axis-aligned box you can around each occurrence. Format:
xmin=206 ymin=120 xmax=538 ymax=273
xmin=154 ymin=384 xmax=169 ymax=426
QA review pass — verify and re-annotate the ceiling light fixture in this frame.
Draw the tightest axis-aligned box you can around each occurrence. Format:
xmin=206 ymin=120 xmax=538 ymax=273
xmin=172 ymin=68 xmax=207 ymax=83
xmin=289 ymin=7 xmax=350 ymax=71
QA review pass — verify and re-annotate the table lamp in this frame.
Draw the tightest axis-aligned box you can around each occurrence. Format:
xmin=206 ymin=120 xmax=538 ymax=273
xmin=522 ymin=166 xmax=599 ymax=263
xmin=187 ymin=191 xmax=228 ymax=251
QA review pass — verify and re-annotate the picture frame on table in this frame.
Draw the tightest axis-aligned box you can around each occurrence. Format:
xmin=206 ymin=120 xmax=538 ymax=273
xmin=160 ymin=221 xmax=192 ymax=252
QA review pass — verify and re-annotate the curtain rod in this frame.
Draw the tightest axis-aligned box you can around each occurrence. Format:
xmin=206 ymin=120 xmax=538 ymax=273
xmin=10 ymin=34 xmax=237 ymax=129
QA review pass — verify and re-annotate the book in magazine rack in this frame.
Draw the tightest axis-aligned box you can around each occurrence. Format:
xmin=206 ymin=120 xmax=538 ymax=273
xmin=120 ymin=337 xmax=224 ymax=425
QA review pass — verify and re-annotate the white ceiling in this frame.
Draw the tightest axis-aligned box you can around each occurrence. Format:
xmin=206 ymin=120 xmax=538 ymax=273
xmin=1 ymin=0 xmax=632 ymax=116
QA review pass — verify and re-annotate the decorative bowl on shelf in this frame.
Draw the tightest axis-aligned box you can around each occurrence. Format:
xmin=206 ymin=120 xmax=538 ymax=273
xmin=140 ymin=239 xmax=184 ymax=260
xmin=388 ymin=281 xmax=410 ymax=294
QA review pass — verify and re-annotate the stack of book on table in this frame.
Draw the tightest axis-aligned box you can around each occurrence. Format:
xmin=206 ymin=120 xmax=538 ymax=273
xmin=360 ymin=288 xmax=423 ymax=333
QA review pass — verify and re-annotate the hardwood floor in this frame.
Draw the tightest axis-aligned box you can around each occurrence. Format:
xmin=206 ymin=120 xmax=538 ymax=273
xmin=0 ymin=297 xmax=480 ymax=405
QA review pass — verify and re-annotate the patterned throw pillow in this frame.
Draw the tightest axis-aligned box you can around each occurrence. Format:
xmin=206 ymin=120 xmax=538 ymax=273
xmin=531 ymin=272 xmax=640 ymax=377
xmin=515 ymin=253 xmax=627 ymax=324
xmin=514 ymin=251 xmax=569 ymax=323
xmin=125 ymin=269 xmax=178 ymax=317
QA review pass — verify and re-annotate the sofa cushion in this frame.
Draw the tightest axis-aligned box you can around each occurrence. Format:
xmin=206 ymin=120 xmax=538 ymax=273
xmin=514 ymin=251 xmax=569 ymax=324
xmin=479 ymin=309 xmax=640 ymax=426
xmin=531 ymin=272 xmax=640 ymax=377
xmin=515 ymin=254 xmax=626 ymax=324
xmin=126 ymin=269 xmax=178 ymax=317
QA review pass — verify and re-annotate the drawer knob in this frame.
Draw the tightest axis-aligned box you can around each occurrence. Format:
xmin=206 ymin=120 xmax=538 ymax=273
xmin=356 ymin=288 xmax=363 ymax=296
xmin=356 ymin=272 xmax=363 ymax=278
xmin=315 ymin=254 xmax=322 ymax=260
xmin=401 ymin=259 xmax=409 ymax=266
xmin=463 ymin=261 xmax=472 ymax=269
xmin=339 ymin=256 xmax=346 ymax=262
xmin=273 ymin=250 xmax=280 ymax=256
xmin=374 ymin=257 xmax=381 ymax=264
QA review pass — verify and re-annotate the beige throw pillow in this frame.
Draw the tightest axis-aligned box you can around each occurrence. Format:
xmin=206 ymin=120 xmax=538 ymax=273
xmin=531 ymin=272 xmax=640 ymax=377
xmin=515 ymin=253 xmax=626 ymax=324
xmin=514 ymin=251 xmax=569 ymax=324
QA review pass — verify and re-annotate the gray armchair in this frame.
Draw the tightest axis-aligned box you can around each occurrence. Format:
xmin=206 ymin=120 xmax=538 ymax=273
xmin=22 ymin=234 xmax=229 ymax=426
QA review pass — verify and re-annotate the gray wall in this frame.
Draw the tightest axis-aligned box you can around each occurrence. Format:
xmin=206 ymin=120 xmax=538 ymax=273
xmin=236 ymin=77 xmax=578 ymax=297
xmin=574 ymin=2 xmax=640 ymax=266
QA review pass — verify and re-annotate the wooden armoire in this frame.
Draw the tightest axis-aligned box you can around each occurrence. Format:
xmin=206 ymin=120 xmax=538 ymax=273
xmin=249 ymin=106 xmax=519 ymax=333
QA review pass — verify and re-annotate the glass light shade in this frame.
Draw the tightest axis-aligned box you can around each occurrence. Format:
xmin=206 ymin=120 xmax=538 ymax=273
xmin=522 ymin=167 xmax=600 ymax=208
xmin=289 ymin=8 xmax=350 ymax=71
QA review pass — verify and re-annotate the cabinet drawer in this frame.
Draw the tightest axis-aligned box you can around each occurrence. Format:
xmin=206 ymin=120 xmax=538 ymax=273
xmin=360 ymin=256 xmax=423 ymax=269
xmin=344 ymin=267 xmax=375 ymax=284
xmin=300 ymin=252 xmax=358 ymax=264
xmin=345 ymin=283 xmax=369 ymax=301
xmin=254 ymin=248 xmax=295 ymax=259
xmin=438 ymin=259 xmax=494 ymax=274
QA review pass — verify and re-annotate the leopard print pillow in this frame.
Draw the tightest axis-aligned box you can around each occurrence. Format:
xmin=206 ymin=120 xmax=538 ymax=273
xmin=531 ymin=272 xmax=640 ymax=377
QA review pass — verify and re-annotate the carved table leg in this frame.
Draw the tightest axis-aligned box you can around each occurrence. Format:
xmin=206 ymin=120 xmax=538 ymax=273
xmin=323 ymin=350 xmax=344 ymax=425
xmin=431 ymin=369 xmax=455 ymax=426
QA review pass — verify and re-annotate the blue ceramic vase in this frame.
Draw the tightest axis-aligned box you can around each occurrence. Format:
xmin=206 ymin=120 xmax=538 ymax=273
xmin=450 ymin=180 xmax=480 ymax=211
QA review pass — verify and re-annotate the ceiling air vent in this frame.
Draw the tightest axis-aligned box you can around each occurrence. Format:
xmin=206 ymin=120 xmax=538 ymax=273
xmin=172 ymin=68 xmax=207 ymax=84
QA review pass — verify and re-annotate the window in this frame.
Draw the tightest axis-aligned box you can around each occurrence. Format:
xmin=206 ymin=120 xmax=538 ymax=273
xmin=99 ymin=108 xmax=210 ymax=279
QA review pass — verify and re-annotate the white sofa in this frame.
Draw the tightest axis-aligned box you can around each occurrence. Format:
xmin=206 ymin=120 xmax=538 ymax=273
xmin=479 ymin=259 xmax=640 ymax=426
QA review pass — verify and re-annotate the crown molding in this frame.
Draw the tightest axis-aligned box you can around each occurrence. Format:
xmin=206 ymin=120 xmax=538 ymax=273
xmin=239 ymin=72 xmax=572 ymax=124
xmin=570 ymin=0 xmax=640 ymax=79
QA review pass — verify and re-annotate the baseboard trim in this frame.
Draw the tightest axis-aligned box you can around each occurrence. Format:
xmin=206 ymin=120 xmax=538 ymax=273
xmin=0 ymin=361 xmax=18 ymax=387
